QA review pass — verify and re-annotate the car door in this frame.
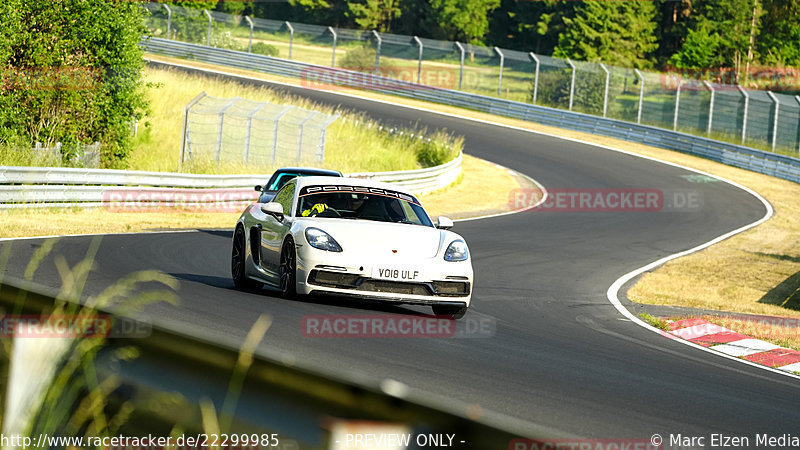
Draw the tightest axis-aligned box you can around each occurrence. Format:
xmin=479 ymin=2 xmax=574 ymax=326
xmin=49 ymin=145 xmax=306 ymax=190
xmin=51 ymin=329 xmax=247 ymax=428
xmin=259 ymin=180 xmax=295 ymax=284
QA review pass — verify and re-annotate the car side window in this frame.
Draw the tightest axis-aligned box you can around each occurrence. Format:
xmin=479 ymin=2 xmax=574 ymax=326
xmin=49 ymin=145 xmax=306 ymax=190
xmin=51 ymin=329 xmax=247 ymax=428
xmin=273 ymin=180 xmax=296 ymax=216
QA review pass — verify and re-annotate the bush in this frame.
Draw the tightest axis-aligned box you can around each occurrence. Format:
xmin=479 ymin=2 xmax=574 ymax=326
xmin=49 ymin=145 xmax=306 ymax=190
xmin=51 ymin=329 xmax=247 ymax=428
xmin=340 ymin=45 xmax=379 ymax=72
xmin=252 ymin=42 xmax=279 ymax=57
xmin=0 ymin=0 xmax=148 ymax=168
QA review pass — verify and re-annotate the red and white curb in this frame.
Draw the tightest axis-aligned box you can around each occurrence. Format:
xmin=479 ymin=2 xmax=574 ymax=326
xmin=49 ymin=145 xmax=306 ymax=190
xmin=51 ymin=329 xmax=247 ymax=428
xmin=666 ymin=318 xmax=800 ymax=373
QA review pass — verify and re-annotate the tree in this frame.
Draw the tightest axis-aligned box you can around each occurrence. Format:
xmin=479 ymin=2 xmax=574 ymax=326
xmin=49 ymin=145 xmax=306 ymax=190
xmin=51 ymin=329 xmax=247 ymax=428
xmin=668 ymin=21 xmax=724 ymax=69
xmin=670 ymin=0 xmax=760 ymax=80
xmin=348 ymin=0 xmax=402 ymax=32
xmin=429 ymin=0 xmax=501 ymax=44
xmin=758 ymin=0 xmax=800 ymax=66
xmin=0 ymin=0 xmax=148 ymax=167
xmin=553 ymin=0 xmax=659 ymax=69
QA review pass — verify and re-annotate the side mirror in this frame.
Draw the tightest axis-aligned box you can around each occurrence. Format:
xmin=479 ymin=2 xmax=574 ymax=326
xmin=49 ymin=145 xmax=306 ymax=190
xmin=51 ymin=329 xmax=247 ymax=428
xmin=436 ymin=216 xmax=454 ymax=230
xmin=261 ymin=202 xmax=284 ymax=219
xmin=254 ymin=185 xmax=262 ymax=192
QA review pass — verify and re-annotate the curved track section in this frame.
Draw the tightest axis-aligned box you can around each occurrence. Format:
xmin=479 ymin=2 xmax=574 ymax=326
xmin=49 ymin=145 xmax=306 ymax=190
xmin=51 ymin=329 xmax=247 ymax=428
xmin=4 ymin=79 xmax=800 ymax=439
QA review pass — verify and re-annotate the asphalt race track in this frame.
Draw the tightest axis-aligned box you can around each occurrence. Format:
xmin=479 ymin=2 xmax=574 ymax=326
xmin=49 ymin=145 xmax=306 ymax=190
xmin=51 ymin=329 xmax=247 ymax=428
xmin=4 ymin=75 xmax=800 ymax=443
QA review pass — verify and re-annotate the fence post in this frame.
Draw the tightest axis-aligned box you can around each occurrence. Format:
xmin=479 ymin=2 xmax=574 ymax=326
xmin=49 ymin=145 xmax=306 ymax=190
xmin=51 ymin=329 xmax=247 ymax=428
xmin=529 ymin=53 xmax=539 ymax=105
xmin=203 ymin=9 xmax=212 ymax=46
xmin=413 ymin=36 xmax=423 ymax=84
xmin=703 ymin=81 xmax=715 ymax=137
xmin=634 ymin=69 xmax=644 ymax=124
xmin=328 ymin=27 xmax=337 ymax=67
xmin=272 ymin=106 xmax=294 ymax=165
xmin=296 ymin=113 xmax=318 ymax=163
xmin=285 ymin=22 xmax=294 ymax=60
xmin=163 ymin=4 xmax=172 ymax=39
xmin=244 ymin=103 xmax=267 ymax=164
xmin=454 ymin=42 xmax=465 ymax=91
xmin=180 ymin=92 xmax=207 ymax=168
xmin=600 ymin=63 xmax=610 ymax=118
xmin=737 ymin=85 xmax=749 ymax=145
xmin=673 ymin=77 xmax=682 ymax=131
xmin=316 ymin=115 xmax=340 ymax=162
xmin=494 ymin=47 xmax=504 ymax=97
xmin=216 ymin=98 xmax=240 ymax=164
xmin=566 ymin=58 xmax=576 ymax=111
xmin=795 ymin=95 xmax=800 ymax=155
xmin=371 ymin=30 xmax=382 ymax=74
xmin=766 ymin=91 xmax=779 ymax=152
xmin=245 ymin=16 xmax=254 ymax=53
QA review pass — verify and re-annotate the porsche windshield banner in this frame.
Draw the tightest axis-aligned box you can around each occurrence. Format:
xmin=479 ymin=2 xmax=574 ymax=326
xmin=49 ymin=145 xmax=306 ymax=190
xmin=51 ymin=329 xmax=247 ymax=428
xmin=299 ymin=185 xmax=420 ymax=206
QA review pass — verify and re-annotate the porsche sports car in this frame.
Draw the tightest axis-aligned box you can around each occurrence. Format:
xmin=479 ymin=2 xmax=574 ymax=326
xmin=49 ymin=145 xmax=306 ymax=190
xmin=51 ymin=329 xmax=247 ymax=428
xmin=231 ymin=176 xmax=473 ymax=318
xmin=255 ymin=167 xmax=343 ymax=203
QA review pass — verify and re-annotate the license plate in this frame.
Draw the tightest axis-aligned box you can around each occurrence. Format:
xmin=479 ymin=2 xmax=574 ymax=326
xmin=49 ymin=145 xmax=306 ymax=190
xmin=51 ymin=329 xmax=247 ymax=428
xmin=372 ymin=265 xmax=423 ymax=282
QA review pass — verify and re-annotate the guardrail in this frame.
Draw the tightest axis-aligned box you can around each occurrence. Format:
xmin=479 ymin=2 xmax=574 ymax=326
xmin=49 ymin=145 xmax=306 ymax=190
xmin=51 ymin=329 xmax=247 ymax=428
xmin=0 ymin=275 xmax=537 ymax=446
xmin=142 ymin=38 xmax=800 ymax=185
xmin=0 ymin=153 xmax=462 ymax=208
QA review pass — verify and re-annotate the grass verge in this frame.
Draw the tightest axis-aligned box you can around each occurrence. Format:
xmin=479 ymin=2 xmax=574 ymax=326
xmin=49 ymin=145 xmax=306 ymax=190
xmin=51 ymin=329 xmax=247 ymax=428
xmin=0 ymin=154 xmax=523 ymax=238
xmin=130 ymin=67 xmax=460 ymax=174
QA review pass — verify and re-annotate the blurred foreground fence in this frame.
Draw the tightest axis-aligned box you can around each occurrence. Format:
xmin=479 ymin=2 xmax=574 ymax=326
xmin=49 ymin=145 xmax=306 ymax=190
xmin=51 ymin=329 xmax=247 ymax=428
xmin=143 ymin=2 xmax=800 ymax=157
xmin=182 ymin=92 xmax=339 ymax=167
xmin=0 ymin=276 xmax=539 ymax=448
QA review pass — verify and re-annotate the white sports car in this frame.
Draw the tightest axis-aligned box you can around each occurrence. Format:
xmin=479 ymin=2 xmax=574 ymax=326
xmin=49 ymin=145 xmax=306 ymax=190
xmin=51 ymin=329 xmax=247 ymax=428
xmin=231 ymin=176 xmax=473 ymax=318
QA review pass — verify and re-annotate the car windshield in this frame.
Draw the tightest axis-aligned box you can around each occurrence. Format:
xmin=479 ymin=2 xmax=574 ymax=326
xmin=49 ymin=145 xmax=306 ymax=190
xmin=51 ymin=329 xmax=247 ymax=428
xmin=296 ymin=185 xmax=433 ymax=227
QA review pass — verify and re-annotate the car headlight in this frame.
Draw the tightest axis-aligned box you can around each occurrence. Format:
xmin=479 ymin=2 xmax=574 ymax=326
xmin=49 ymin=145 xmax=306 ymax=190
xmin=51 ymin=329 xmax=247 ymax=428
xmin=305 ymin=227 xmax=342 ymax=252
xmin=444 ymin=239 xmax=468 ymax=261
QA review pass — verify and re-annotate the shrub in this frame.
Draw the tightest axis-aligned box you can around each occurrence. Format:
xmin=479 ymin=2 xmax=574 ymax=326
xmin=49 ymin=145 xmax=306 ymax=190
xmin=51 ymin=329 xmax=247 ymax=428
xmin=252 ymin=42 xmax=279 ymax=57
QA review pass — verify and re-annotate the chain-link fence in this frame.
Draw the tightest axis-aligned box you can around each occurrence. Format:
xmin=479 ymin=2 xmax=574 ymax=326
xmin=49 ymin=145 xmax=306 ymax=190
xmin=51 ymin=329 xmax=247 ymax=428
xmin=23 ymin=142 xmax=101 ymax=168
xmin=143 ymin=2 xmax=800 ymax=157
xmin=181 ymin=92 xmax=338 ymax=167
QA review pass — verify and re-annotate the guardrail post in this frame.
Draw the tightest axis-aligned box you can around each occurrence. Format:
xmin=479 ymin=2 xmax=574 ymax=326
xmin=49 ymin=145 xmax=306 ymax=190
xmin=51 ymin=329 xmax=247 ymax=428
xmin=203 ymin=9 xmax=212 ymax=46
xmin=766 ymin=91 xmax=780 ymax=152
xmin=494 ymin=47 xmax=504 ymax=97
xmin=180 ymin=92 xmax=207 ymax=168
xmin=737 ymin=85 xmax=749 ymax=145
xmin=634 ymin=69 xmax=644 ymax=124
xmin=795 ymin=95 xmax=800 ymax=155
xmin=413 ymin=36 xmax=423 ymax=83
xmin=245 ymin=16 xmax=254 ymax=53
xmin=455 ymin=42 xmax=465 ymax=91
xmin=296 ymin=112 xmax=318 ymax=163
xmin=328 ymin=27 xmax=337 ymax=67
xmin=272 ymin=106 xmax=294 ymax=164
xmin=285 ymin=22 xmax=294 ymax=60
xmin=703 ymin=81 xmax=715 ymax=137
xmin=244 ymin=103 xmax=267 ymax=164
xmin=163 ymin=4 xmax=172 ymax=40
xmin=600 ymin=63 xmax=610 ymax=118
xmin=216 ymin=98 xmax=240 ymax=164
xmin=529 ymin=53 xmax=540 ymax=105
xmin=371 ymin=30 xmax=382 ymax=74
xmin=566 ymin=58 xmax=576 ymax=111
xmin=317 ymin=115 xmax=340 ymax=162
xmin=673 ymin=77 xmax=682 ymax=131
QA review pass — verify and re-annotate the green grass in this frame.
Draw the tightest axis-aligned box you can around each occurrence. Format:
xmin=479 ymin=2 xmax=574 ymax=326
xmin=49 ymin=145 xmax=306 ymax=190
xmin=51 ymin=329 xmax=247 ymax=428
xmin=639 ymin=313 xmax=669 ymax=331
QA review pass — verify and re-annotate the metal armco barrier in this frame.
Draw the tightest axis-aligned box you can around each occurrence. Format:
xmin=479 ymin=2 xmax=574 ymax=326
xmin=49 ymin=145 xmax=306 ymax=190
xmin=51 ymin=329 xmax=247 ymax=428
xmin=141 ymin=38 xmax=800 ymax=185
xmin=0 ymin=152 xmax=462 ymax=208
xmin=0 ymin=277 xmax=542 ymax=447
